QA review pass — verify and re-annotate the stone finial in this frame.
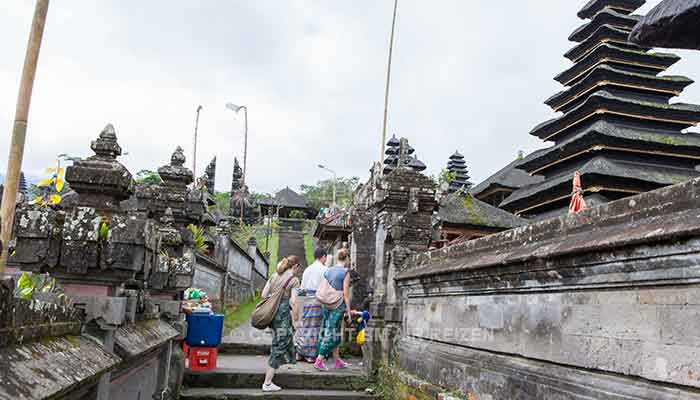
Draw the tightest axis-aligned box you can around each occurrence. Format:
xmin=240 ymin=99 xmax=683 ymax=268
xmin=398 ymin=138 xmax=411 ymax=169
xmin=171 ymin=146 xmax=186 ymax=167
xmin=65 ymin=124 xmax=134 ymax=208
xmin=90 ymin=124 xmax=122 ymax=159
xmin=158 ymin=146 xmax=194 ymax=187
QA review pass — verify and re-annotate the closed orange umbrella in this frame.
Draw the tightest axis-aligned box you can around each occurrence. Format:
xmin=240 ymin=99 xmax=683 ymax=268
xmin=569 ymin=171 xmax=587 ymax=214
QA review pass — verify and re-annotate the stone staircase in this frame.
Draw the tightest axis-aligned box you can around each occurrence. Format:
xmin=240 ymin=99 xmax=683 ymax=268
xmin=181 ymin=325 xmax=374 ymax=399
xmin=277 ymin=230 xmax=309 ymax=270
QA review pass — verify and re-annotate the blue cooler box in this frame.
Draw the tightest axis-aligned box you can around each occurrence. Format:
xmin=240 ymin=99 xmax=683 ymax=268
xmin=185 ymin=313 xmax=224 ymax=347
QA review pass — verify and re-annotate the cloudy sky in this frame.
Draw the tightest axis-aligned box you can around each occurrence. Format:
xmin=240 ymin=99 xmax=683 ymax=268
xmin=2 ymin=1 xmax=700 ymax=194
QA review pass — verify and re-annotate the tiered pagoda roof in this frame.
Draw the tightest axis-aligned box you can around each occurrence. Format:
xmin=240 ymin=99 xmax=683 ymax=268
xmin=470 ymin=152 xmax=544 ymax=207
xmin=383 ymin=135 xmax=426 ymax=174
xmin=446 ymin=151 xmax=472 ymax=193
xmin=502 ymin=0 xmax=700 ymax=219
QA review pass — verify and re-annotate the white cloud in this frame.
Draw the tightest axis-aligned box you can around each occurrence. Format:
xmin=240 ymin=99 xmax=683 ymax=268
xmin=1 ymin=0 xmax=699 ymax=195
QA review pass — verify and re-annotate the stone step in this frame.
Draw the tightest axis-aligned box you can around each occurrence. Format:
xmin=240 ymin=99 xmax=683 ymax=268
xmin=185 ymin=369 xmax=369 ymax=392
xmin=219 ymin=341 xmax=270 ymax=356
xmin=181 ymin=388 xmax=375 ymax=400
xmin=185 ymin=355 xmax=369 ymax=391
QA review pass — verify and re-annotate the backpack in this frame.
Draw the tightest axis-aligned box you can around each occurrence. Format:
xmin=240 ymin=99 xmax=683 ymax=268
xmin=250 ymin=274 xmax=295 ymax=330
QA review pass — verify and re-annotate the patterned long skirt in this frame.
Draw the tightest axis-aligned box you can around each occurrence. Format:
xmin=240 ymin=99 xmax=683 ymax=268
xmin=294 ymin=289 xmax=323 ymax=359
xmin=268 ymin=295 xmax=296 ymax=369
xmin=317 ymin=302 xmax=346 ymax=358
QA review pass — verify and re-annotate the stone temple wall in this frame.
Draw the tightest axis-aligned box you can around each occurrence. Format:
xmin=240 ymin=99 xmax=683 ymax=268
xmin=389 ymin=178 xmax=700 ymax=399
xmin=214 ymin=235 xmax=267 ymax=307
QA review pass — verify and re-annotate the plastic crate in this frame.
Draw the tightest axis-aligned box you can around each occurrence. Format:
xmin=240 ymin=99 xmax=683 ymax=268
xmin=187 ymin=346 xmax=217 ymax=371
xmin=185 ymin=313 xmax=224 ymax=347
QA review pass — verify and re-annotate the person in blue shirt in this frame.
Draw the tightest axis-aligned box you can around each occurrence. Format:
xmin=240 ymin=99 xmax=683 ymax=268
xmin=314 ymin=248 xmax=358 ymax=371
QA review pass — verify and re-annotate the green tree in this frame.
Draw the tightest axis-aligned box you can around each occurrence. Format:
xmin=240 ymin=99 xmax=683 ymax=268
xmin=251 ymin=191 xmax=272 ymax=203
xmin=213 ymin=191 xmax=231 ymax=214
xmin=135 ymin=169 xmax=162 ymax=185
xmin=300 ymin=176 xmax=360 ymax=209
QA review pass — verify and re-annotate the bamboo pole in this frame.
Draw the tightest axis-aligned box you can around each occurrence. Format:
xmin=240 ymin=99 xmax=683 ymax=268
xmin=0 ymin=0 xmax=50 ymax=275
xmin=379 ymin=0 xmax=399 ymax=167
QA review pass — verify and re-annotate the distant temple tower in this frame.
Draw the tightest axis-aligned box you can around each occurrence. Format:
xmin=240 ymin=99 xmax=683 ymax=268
xmin=203 ymin=157 xmax=216 ymax=195
xmin=229 ymin=157 xmax=259 ymax=224
xmin=446 ymin=151 xmax=472 ymax=193
xmin=229 ymin=157 xmax=244 ymax=219
xmin=383 ymin=135 xmax=426 ymax=174
xmin=501 ymin=0 xmax=700 ymax=219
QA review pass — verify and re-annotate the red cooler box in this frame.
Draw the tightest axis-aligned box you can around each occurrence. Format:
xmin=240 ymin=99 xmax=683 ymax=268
xmin=187 ymin=346 xmax=218 ymax=371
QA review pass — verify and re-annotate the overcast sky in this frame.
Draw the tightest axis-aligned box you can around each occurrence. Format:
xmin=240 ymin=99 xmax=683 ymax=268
xmin=2 ymin=1 xmax=700 ymax=194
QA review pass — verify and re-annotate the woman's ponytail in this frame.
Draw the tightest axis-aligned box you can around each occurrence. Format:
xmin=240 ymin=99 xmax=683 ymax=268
xmin=277 ymin=255 xmax=300 ymax=274
xmin=277 ymin=257 xmax=290 ymax=274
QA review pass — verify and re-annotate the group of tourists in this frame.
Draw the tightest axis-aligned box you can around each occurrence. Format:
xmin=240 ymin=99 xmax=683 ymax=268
xmin=259 ymin=248 xmax=358 ymax=392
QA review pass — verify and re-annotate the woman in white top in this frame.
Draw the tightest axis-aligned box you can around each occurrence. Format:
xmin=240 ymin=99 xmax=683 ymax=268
xmin=293 ymin=248 xmax=328 ymax=362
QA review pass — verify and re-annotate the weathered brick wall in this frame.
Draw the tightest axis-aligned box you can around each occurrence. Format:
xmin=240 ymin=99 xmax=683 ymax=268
xmin=391 ymin=178 xmax=700 ymax=399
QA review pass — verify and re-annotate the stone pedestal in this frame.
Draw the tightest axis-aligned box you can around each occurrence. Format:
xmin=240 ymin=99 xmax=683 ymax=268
xmin=10 ymin=126 xmax=196 ymax=400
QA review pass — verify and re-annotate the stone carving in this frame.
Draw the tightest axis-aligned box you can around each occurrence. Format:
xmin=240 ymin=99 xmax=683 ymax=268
xmin=12 ymin=126 xmax=192 ymax=291
xmin=202 ymin=156 xmax=216 ymax=195
xmin=64 ymin=124 xmax=134 ymax=212
xmin=125 ymin=146 xmax=207 ymax=228
xmin=8 ymin=125 xmax=200 ymax=400
xmin=229 ymin=157 xmax=259 ymax=225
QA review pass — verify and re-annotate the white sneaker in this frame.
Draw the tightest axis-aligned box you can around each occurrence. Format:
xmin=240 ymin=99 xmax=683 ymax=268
xmin=262 ymin=382 xmax=282 ymax=392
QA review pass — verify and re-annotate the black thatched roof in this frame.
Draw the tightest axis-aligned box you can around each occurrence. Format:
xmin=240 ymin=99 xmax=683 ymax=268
xmin=530 ymin=90 xmax=700 ymax=141
xmin=519 ymin=120 xmax=700 ymax=174
xmin=259 ymin=187 xmax=308 ymax=209
xmin=578 ymin=0 xmax=646 ymax=19
xmin=470 ymin=154 xmax=545 ymax=198
xmin=501 ymin=156 xmax=699 ymax=211
xmin=630 ymin=0 xmax=700 ymax=50
xmin=438 ymin=193 xmax=525 ymax=230
xmin=545 ymin=64 xmax=692 ymax=113
xmin=569 ymin=8 xmax=641 ymax=42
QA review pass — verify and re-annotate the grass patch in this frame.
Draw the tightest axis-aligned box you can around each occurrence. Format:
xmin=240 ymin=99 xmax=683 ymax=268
xmin=256 ymin=230 xmax=279 ymax=276
xmin=223 ymin=294 xmax=261 ymax=335
xmin=303 ymin=233 xmax=315 ymax=266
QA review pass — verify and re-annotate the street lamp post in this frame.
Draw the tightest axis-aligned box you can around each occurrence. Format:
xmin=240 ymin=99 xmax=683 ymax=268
xmin=192 ymin=105 xmax=203 ymax=181
xmin=318 ymin=164 xmax=337 ymax=208
xmin=226 ymin=102 xmax=248 ymax=224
